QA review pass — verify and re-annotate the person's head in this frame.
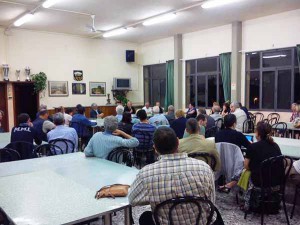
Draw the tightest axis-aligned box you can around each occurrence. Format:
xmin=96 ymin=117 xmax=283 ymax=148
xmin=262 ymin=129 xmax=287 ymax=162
xmin=53 ymin=112 xmax=65 ymax=126
xmin=91 ymin=103 xmax=98 ymax=110
xmin=291 ymin=103 xmax=297 ymax=112
xmin=155 ymin=102 xmax=160 ymax=107
xmin=39 ymin=104 xmax=47 ymax=111
xmin=57 ymin=106 xmax=64 ymax=113
xmin=153 ymin=106 xmax=160 ymax=114
xmin=223 ymin=102 xmax=230 ymax=112
xmin=213 ymin=102 xmax=220 ymax=107
xmin=76 ymin=104 xmax=82 ymax=110
xmin=196 ymin=114 xmax=207 ymax=127
xmin=212 ymin=105 xmax=221 ymax=114
xmin=189 ymin=102 xmax=195 ymax=109
xmin=168 ymin=105 xmax=174 ymax=113
xmin=230 ymin=101 xmax=240 ymax=112
xmin=224 ymin=114 xmax=237 ymax=129
xmin=77 ymin=106 xmax=85 ymax=115
xmin=186 ymin=118 xmax=199 ymax=135
xmin=116 ymin=105 xmax=124 ymax=115
xmin=17 ymin=113 xmax=30 ymax=125
xmin=39 ymin=109 xmax=49 ymax=119
xmin=65 ymin=108 xmax=74 ymax=115
xmin=175 ymin=109 xmax=185 ymax=119
xmin=121 ymin=112 xmax=132 ymax=124
xmin=136 ymin=109 xmax=147 ymax=121
xmin=104 ymin=116 xmax=118 ymax=133
xmin=127 ymin=101 xmax=132 ymax=107
xmin=0 ymin=110 xmax=4 ymax=120
xmin=198 ymin=107 xmax=207 ymax=115
xmin=145 ymin=102 xmax=150 ymax=108
xmin=256 ymin=121 xmax=274 ymax=143
xmin=153 ymin=126 xmax=178 ymax=155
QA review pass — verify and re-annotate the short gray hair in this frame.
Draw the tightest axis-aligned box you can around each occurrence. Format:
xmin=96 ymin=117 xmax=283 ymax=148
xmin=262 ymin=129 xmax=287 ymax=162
xmin=104 ymin=116 xmax=118 ymax=132
xmin=168 ymin=105 xmax=174 ymax=112
xmin=91 ymin=103 xmax=97 ymax=107
xmin=53 ymin=112 xmax=65 ymax=125
xmin=116 ymin=105 xmax=124 ymax=115
xmin=231 ymin=101 xmax=240 ymax=109
xmin=213 ymin=105 xmax=221 ymax=113
xmin=186 ymin=118 xmax=199 ymax=134
xmin=153 ymin=106 xmax=160 ymax=114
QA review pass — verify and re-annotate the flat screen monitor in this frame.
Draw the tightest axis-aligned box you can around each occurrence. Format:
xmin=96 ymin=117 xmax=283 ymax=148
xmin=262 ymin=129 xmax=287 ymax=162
xmin=113 ymin=78 xmax=131 ymax=90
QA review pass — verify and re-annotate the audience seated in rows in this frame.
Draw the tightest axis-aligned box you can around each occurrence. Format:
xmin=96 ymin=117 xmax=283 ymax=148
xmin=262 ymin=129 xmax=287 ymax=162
xmin=170 ymin=109 xmax=187 ymax=139
xmin=142 ymin=102 xmax=152 ymax=115
xmin=118 ymin=112 xmax=133 ymax=135
xmin=165 ymin=105 xmax=175 ymax=124
xmin=198 ymin=107 xmax=215 ymax=130
xmin=128 ymin=126 xmax=217 ymax=225
xmin=230 ymin=101 xmax=247 ymax=132
xmin=149 ymin=106 xmax=169 ymax=127
xmin=215 ymin=114 xmax=250 ymax=149
xmin=179 ymin=118 xmax=221 ymax=172
xmin=11 ymin=113 xmax=41 ymax=145
xmin=183 ymin=114 xmax=206 ymax=138
xmin=124 ymin=101 xmax=136 ymax=114
xmin=84 ymin=116 xmax=139 ymax=159
xmin=33 ymin=109 xmax=55 ymax=142
xmin=186 ymin=102 xmax=197 ymax=119
xmin=47 ymin=113 xmax=78 ymax=154
xmin=90 ymin=103 xmax=104 ymax=119
xmin=116 ymin=105 xmax=124 ymax=122
xmin=211 ymin=105 xmax=222 ymax=121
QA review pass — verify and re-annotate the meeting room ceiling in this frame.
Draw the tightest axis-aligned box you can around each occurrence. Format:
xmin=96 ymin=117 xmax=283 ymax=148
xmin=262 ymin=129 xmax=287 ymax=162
xmin=0 ymin=0 xmax=300 ymax=43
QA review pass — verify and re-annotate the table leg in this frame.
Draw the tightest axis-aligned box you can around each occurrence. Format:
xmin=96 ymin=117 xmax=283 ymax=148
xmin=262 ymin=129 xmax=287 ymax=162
xmin=124 ymin=206 xmax=132 ymax=225
xmin=104 ymin=213 xmax=112 ymax=225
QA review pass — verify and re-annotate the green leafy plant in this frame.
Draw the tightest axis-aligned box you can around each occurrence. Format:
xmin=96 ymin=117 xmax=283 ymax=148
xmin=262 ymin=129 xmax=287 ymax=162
xmin=31 ymin=72 xmax=47 ymax=93
xmin=116 ymin=95 xmax=129 ymax=105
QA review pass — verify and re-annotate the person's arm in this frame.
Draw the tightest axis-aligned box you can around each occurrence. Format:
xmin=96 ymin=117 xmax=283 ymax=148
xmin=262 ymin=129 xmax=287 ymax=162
xmin=81 ymin=117 xmax=97 ymax=127
xmin=244 ymin=158 xmax=250 ymax=170
xmin=128 ymin=173 xmax=149 ymax=206
xmin=113 ymin=129 xmax=139 ymax=148
xmin=33 ymin=128 xmax=42 ymax=145
xmin=84 ymin=136 xmax=95 ymax=157
xmin=97 ymin=110 xmax=104 ymax=118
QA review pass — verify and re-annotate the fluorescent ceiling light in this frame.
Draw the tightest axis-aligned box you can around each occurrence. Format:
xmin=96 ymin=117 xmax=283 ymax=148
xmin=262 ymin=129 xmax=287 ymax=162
xmin=143 ymin=13 xmax=176 ymax=26
xmin=251 ymin=52 xmax=257 ymax=55
xmin=42 ymin=0 xmax=60 ymax=8
xmin=103 ymin=28 xmax=131 ymax=38
xmin=263 ymin=55 xmax=286 ymax=59
xmin=202 ymin=0 xmax=245 ymax=9
xmin=14 ymin=14 xmax=34 ymax=27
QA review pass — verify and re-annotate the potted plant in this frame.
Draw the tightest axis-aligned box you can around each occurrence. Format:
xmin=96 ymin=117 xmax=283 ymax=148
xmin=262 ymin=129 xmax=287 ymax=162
xmin=31 ymin=72 xmax=47 ymax=97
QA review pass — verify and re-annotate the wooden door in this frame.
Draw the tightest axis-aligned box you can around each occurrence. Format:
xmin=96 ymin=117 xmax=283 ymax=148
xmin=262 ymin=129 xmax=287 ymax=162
xmin=0 ymin=82 xmax=8 ymax=132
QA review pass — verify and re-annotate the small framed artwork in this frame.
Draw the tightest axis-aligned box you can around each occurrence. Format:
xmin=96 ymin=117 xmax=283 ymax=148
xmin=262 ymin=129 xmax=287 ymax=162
xmin=89 ymin=82 xmax=106 ymax=96
xmin=48 ymin=81 xmax=69 ymax=97
xmin=72 ymin=83 xmax=86 ymax=95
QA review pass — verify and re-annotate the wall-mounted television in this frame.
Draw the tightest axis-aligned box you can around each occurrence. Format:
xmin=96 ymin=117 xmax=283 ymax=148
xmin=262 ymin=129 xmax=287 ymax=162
xmin=113 ymin=78 xmax=131 ymax=90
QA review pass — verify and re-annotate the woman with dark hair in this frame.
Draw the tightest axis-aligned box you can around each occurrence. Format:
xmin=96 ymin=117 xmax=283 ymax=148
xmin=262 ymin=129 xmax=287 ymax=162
xmin=186 ymin=102 xmax=197 ymax=119
xmin=221 ymin=102 xmax=231 ymax=117
xmin=118 ymin=112 xmax=133 ymax=135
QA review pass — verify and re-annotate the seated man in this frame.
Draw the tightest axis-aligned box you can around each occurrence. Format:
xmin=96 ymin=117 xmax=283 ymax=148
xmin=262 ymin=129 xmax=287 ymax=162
xmin=11 ymin=113 xmax=41 ymax=145
xmin=165 ymin=105 xmax=175 ymax=124
xmin=124 ymin=101 xmax=136 ymax=114
xmin=183 ymin=114 xmax=206 ymax=138
xmin=198 ymin=107 xmax=215 ymax=130
xmin=230 ymin=101 xmax=247 ymax=132
xmin=215 ymin=114 xmax=250 ymax=149
xmin=32 ymin=109 xmax=55 ymax=142
xmin=84 ymin=116 xmax=139 ymax=159
xmin=155 ymin=101 xmax=164 ymax=114
xmin=149 ymin=106 xmax=169 ymax=127
xmin=128 ymin=127 xmax=216 ymax=225
xmin=115 ymin=105 xmax=124 ymax=122
xmin=142 ymin=102 xmax=152 ymax=115
xmin=210 ymin=105 xmax=222 ymax=121
xmin=179 ymin=118 xmax=221 ymax=172
xmin=47 ymin=113 xmax=78 ymax=154
xmin=89 ymin=103 xmax=104 ymax=119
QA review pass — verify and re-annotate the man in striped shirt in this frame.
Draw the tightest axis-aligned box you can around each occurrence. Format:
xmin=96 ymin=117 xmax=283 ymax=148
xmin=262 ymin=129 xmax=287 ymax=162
xmin=128 ymin=126 xmax=216 ymax=225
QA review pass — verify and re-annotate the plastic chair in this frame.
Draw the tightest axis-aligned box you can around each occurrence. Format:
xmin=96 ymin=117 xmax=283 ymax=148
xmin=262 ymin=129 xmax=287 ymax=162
xmin=0 ymin=148 xmax=21 ymax=162
xmin=35 ymin=143 xmax=64 ymax=157
xmin=107 ymin=147 xmax=134 ymax=167
xmin=188 ymin=152 xmax=217 ymax=171
xmin=271 ymin=122 xmax=288 ymax=137
xmin=5 ymin=141 xmax=36 ymax=160
xmin=49 ymin=138 xmax=75 ymax=154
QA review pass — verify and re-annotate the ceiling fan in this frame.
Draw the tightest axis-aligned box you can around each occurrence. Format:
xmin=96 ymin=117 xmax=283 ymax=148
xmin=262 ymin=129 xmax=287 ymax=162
xmin=86 ymin=15 xmax=102 ymax=33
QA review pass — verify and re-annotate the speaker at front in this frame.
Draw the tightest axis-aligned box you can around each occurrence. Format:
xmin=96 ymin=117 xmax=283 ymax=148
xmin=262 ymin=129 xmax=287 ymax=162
xmin=126 ymin=50 xmax=135 ymax=62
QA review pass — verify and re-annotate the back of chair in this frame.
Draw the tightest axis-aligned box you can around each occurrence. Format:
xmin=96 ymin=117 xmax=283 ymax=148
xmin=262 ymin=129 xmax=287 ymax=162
xmin=243 ymin=118 xmax=255 ymax=133
xmin=5 ymin=141 xmax=36 ymax=160
xmin=215 ymin=118 xmax=223 ymax=129
xmin=153 ymin=196 xmax=216 ymax=225
xmin=132 ymin=130 xmax=153 ymax=150
xmin=35 ymin=143 xmax=64 ymax=157
xmin=205 ymin=126 xmax=219 ymax=138
xmin=267 ymin=113 xmax=280 ymax=124
xmin=271 ymin=122 xmax=287 ymax=137
xmin=107 ymin=147 xmax=134 ymax=167
xmin=0 ymin=148 xmax=21 ymax=162
xmin=249 ymin=112 xmax=256 ymax=124
xmin=188 ymin=152 xmax=217 ymax=171
xmin=253 ymin=112 xmax=264 ymax=123
xmin=49 ymin=138 xmax=75 ymax=154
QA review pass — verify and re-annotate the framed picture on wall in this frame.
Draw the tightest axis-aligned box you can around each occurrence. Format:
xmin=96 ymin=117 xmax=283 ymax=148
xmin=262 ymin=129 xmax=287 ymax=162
xmin=72 ymin=83 xmax=86 ymax=95
xmin=48 ymin=81 xmax=69 ymax=97
xmin=89 ymin=82 xmax=106 ymax=96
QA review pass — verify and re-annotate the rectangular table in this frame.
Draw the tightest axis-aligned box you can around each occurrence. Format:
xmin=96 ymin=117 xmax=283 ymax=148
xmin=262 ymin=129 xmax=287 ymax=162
xmin=0 ymin=132 xmax=11 ymax=148
xmin=286 ymin=122 xmax=300 ymax=137
xmin=0 ymin=152 xmax=139 ymax=225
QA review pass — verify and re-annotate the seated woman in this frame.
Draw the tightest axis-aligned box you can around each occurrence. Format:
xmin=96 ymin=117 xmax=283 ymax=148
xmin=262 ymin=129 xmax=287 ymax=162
xmin=186 ymin=102 xmax=197 ymax=119
xmin=118 ymin=112 xmax=133 ymax=135
xmin=243 ymin=121 xmax=283 ymax=212
xmin=221 ymin=102 xmax=231 ymax=117
xmin=170 ymin=110 xmax=187 ymax=139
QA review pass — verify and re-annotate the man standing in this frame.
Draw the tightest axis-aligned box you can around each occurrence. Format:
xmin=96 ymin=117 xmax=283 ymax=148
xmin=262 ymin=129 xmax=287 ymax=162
xmin=230 ymin=101 xmax=247 ymax=132
xmin=89 ymin=103 xmax=104 ymax=119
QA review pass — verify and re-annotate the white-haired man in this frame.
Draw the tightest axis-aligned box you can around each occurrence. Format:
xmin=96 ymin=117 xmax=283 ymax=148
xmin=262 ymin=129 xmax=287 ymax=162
xmin=149 ymin=106 xmax=169 ymax=127
xmin=142 ymin=102 xmax=152 ymax=115
xmin=211 ymin=105 xmax=222 ymax=121
xmin=230 ymin=101 xmax=247 ymax=132
xmin=115 ymin=105 xmax=124 ymax=122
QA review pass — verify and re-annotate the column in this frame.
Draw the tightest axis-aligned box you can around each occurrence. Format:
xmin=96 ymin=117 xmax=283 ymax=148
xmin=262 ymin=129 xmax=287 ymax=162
xmin=174 ymin=34 xmax=183 ymax=109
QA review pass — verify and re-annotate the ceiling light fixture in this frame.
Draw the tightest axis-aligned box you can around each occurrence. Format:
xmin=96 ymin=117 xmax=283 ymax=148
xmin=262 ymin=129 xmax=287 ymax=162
xmin=143 ymin=13 xmax=176 ymax=26
xmin=42 ymin=0 xmax=60 ymax=8
xmin=14 ymin=13 xmax=34 ymax=27
xmin=263 ymin=55 xmax=287 ymax=59
xmin=103 ymin=27 xmax=131 ymax=38
xmin=201 ymin=0 xmax=245 ymax=9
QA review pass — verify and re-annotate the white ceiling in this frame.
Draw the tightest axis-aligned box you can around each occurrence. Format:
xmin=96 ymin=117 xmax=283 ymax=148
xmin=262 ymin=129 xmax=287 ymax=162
xmin=0 ymin=0 xmax=300 ymax=43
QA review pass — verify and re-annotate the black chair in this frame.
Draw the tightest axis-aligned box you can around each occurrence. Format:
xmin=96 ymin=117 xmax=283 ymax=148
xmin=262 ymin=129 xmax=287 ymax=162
xmin=243 ymin=118 xmax=255 ymax=133
xmin=153 ymin=196 xmax=222 ymax=225
xmin=188 ymin=152 xmax=217 ymax=171
xmin=268 ymin=117 xmax=278 ymax=125
xmin=107 ymin=147 xmax=134 ymax=167
xmin=244 ymin=155 xmax=292 ymax=225
xmin=271 ymin=122 xmax=288 ymax=137
xmin=253 ymin=112 xmax=264 ymax=123
xmin=0 ymin=148 xmax=21 ymax=162
xmin=267 ymin=113 xmax=280 ymax=124
xmin=215 ymin=118 xmax=223 ymax=129
xmin=291 ymin=184 xmax=300 ymax=219
xmin=205 ymin=126 xmax=219 ymax=138
xmin=132 ymin=130 xmax=155 ymax=168
xmin=5 ymin=141 xmax=36 ymax=160
xmin=249 ymin=112 xmax=256 ymax=124
xmin=35 ymin=143 xmax=64 ymax=157
xmin=49 ymin=138 xmax=75 ymax=154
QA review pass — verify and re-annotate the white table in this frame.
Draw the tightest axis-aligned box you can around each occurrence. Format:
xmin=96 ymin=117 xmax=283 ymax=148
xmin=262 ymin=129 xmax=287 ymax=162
xmin=0 ymin=152 xmax=139 ymax=225
xmin=0 ymin=132 xmax=11 ymax=148
xmin=286 ymin=122 xmax=300 ymax=137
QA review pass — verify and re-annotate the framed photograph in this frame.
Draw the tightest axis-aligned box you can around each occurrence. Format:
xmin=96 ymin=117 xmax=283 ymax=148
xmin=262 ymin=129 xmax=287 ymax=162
xmin=72 ymin=83 xmax=86 ymax=95
xmin=89 ymin=82 xmax=106 ymax=96
xmin=48 ymin=81 xmax=69 ymax=97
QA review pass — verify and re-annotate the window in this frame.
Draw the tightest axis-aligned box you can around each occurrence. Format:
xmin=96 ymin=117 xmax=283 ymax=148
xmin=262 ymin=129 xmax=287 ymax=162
xmin=143 ymin=63 xmax=166 ymax=106
xmin=246 ymin=47 xmax=299 ymax=110
xmin=186 ymin=57 xmax=224 ymax=108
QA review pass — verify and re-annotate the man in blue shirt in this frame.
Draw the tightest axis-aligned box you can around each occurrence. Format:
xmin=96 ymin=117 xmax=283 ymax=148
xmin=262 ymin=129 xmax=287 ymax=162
xmin=133 ymin=109 xmax=156 ymax=144
xmin=149 ymin=106 xmax=169 ymax=127
xmin=84 ymin=116 xmax=139 ymax=159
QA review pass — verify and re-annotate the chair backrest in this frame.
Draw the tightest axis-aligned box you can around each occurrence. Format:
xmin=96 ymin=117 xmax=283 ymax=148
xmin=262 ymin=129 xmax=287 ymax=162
xmin=48 ymin=138 xmax=75 ymax=154
xmin=35 ymin=143 xmax=64 ymax=157
xmin=5 ymin=141 xmax=36 ymax=160
xmin=153 ymin=196 xmax=216 ymax=225
xmin=188 ymin=152 xmax=217 ymax=171
xmin=253 ymin=112 xmax=264 ymax=123
xmin=267 ymin=113 xmax=280 ymax=124
xmin=0 ymin=148 xmax=21 ymax=162
xmin=248 ymin=112 xmax=256 ymax=124
xmin=271 ymin=122 xmax=287 ymax=137
xmin=243 ymin=118 xmax=255 ymax=133
xmin=205 ymin=126 xmax=219 ymax=138
xmin=107 ymin=147 xmax=134 ymax=167
xmin=132 ymin=130 xmax=153 ymax=150
xmin=215 ymin=118 xmax=223 ymax=129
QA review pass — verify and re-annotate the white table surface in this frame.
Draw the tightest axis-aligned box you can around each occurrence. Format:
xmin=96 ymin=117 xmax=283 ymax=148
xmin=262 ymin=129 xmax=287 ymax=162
xmin=0 ymin=132 xmax=11 ymax=148
xmin=287 ymin=122 xmax=300 ymax=131
xmin=0 ymin=152 xmax=139 ymax=225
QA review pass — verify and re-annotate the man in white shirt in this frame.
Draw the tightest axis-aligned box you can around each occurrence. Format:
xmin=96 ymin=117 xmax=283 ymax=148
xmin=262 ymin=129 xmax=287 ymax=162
xmin=142 ymin=102 xmax=152 ymax=115
xmin=230 ymin=101 xmax=247 ymax=132
xmin=149 ymin=106 xmax=169 ymax=127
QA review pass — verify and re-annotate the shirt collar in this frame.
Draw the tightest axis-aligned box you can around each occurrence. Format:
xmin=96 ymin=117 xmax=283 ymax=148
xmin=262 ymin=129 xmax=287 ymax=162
xmin=160 ymin=152 xmax=188 ymax=161
xmin=19 ymin=123 xmax=29 ymax=127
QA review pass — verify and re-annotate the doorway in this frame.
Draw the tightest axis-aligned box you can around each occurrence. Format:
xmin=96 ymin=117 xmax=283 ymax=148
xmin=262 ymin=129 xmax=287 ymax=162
xmin=0 ymin=82 xmax=8 ymax=132
xmin=13 ymin=82 xmax=39 ymax=126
